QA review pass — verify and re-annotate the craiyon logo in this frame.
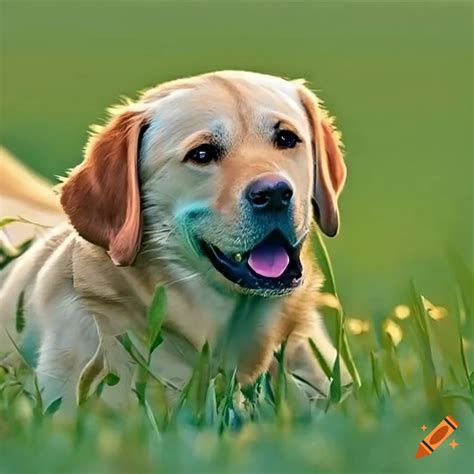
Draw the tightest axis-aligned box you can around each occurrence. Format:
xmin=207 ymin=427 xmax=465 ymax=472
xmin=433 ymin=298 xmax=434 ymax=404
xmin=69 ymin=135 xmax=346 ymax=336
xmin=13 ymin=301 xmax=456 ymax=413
xmin=416 ymin=415 xmax=459 ymax=459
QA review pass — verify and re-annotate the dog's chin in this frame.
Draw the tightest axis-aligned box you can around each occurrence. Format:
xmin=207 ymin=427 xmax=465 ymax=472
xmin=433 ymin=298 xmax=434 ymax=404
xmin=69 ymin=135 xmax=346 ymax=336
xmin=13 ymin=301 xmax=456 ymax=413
xmin=199 ymin=229 xmax=304 ymax=297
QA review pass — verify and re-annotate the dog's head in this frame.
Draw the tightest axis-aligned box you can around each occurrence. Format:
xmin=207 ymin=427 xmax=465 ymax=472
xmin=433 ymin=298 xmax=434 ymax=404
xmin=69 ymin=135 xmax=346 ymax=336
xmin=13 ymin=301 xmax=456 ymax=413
xmin=61 ymin=71 xmax=346 ymax=296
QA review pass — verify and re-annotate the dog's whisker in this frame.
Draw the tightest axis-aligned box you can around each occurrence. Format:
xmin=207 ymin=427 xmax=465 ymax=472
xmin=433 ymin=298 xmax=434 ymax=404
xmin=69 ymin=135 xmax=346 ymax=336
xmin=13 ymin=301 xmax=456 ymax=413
xmin=148 ymin=255 xmax=184 ymax=263
xmin=141 ymin=226 xmax=176 ymax=246
xmin=139 ymin=247 xmax=182 ymax=260
xmin=142 ymin=226 xmax=175 ymax=235
xmin=164 ymin=271 xmax=201 ymax=288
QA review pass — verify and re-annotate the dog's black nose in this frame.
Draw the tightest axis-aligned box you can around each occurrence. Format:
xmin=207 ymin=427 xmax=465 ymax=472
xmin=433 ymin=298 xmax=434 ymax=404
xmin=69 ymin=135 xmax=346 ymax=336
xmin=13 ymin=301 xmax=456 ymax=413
xmin=246 ymin=177 xmax=293 ymax=211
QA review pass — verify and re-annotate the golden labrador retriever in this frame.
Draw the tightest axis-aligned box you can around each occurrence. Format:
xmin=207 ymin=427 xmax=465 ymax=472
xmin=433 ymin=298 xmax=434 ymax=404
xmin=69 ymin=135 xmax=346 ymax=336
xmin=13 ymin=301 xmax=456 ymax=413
xmin=0 ymin=71 xmax=350 ymax=409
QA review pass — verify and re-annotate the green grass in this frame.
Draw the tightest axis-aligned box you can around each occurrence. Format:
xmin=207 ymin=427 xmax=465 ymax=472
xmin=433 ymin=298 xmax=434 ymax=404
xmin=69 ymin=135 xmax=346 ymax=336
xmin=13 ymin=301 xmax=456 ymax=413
xmin=0 ymin=226 xmax=473 ymax=474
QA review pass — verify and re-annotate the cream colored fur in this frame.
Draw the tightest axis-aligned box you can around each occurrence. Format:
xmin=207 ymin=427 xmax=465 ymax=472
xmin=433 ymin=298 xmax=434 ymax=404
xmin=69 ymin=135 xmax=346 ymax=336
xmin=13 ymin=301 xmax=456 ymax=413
xmin=0 ymin=72 xmax=350 ymax=411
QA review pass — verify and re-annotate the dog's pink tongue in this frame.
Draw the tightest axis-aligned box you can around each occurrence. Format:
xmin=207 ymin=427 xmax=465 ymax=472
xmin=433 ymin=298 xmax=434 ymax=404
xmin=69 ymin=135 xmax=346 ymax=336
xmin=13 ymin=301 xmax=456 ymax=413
xmin=248 ymin=242 xmax=290 ymax=278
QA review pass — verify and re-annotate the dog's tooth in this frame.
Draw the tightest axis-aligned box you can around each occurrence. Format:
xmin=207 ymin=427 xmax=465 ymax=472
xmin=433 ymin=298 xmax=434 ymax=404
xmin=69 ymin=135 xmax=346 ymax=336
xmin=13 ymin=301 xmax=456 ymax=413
xmin=233 ymin=253 xmax=243 ymax=263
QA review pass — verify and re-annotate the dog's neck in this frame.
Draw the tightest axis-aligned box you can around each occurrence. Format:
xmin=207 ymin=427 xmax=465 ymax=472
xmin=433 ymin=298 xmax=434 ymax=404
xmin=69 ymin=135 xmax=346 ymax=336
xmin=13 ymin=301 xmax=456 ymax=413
xmin=116 ymin=258 xmax=285 ymax=382
xmin=71 ymin=232 xmax=324 ymax=388
xmin=129 ymin=259 xmax=284 ymax=351
xmin=75 ymin=235 xmax=283 ymax=349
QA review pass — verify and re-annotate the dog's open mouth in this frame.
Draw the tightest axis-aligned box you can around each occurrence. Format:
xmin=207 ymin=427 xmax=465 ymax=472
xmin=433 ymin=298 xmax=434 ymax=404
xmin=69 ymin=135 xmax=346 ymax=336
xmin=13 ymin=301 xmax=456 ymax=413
xmin=200 ymin=230 xmax=303 ymax=293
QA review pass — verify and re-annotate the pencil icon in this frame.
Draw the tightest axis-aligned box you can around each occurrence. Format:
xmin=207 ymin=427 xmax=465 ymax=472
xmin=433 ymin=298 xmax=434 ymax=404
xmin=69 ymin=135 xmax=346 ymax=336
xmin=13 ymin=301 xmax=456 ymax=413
xmin=416 ymin=415 xmax=459 ymax=459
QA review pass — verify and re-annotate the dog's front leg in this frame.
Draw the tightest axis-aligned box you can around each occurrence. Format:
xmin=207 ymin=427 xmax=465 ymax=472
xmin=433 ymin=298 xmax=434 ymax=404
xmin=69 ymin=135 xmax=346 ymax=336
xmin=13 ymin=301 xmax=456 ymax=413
xmin=284 ymin=312 xmax=352 ymax=399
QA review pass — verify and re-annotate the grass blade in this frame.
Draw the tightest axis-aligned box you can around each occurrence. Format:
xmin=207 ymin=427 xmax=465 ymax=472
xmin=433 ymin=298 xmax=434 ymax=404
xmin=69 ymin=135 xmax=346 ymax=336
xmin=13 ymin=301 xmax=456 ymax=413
xmin=330 ymin=353 xmax=342 ymax=403
xmin=116 ymin=333 xmax=177 ymax=391
xmin=76 ymin=340 xmax=106 ymax=406
xmin=148 ymin=286 xmax=167 ymax=355
xmin=44 ymin=397 xmax=63 ymax=416
xmin=143 ymin=398 xmax=162 ymax=443
xmin=203 ymin=378 xmax=217 ymax=426
xmin=308 ymin=338 xmax=332 ymax=381
xmin=459 ymin=335 xmax=472 ymax=394
xmin=15 ymin=292 xmax=25 ymax=335
xmin=310 ymin=227 xmax=361 ymax=389
xmin=187 ymin=342 xmax=211 ymax=424
xmin=76 ymin=317 xmax=108 ymax=406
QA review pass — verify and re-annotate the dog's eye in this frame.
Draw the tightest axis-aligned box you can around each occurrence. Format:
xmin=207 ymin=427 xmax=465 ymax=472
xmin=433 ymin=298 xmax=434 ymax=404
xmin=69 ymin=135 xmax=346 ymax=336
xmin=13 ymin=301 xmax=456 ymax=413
xmin=275 ymin=130 xmax=301 ymax=149
xmin=185 ymin=144 xmax=219 ymax=165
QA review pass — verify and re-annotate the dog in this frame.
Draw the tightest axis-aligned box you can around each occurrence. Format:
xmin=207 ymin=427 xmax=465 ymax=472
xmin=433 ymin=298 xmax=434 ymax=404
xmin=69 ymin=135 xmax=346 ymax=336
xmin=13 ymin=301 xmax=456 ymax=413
xmin=0 ymin=71 xmax=351 ymax=409
xmin=0 ymin=147 xmax=63 ymax=247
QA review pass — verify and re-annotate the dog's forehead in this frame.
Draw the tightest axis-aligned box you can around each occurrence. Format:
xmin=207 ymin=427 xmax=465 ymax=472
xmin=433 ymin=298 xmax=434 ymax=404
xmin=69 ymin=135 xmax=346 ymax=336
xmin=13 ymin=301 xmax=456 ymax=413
xmin=215 ymin=70 xmax=301 ymax=101
xmin=145 ymin=72 xmax=307 ymax=130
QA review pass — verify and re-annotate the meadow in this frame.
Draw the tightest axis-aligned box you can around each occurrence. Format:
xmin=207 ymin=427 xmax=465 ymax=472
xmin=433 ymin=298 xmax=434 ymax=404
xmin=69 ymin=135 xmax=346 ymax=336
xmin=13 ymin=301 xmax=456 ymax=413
xmin=0 ymin=225 xmax=473 ymax=474
xmin=1 ymin=1 xmax=473 ymax=473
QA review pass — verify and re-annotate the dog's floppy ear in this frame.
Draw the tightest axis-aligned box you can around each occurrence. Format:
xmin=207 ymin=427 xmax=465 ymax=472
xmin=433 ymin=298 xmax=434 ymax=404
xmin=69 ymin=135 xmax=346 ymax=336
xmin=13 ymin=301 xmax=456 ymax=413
xmin=297 ymin=85 xmax=346 ymax=237
xmin=61 ymin=109 xmax=148 ymax=266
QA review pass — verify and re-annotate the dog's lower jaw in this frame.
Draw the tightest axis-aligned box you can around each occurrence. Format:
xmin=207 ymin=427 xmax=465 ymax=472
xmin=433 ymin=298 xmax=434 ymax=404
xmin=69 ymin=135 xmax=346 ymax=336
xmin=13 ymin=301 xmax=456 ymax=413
xmin=198 ymin=264 xmax=304 ymax=299
xmin=231 ymin=282 xmax=303 ymax=298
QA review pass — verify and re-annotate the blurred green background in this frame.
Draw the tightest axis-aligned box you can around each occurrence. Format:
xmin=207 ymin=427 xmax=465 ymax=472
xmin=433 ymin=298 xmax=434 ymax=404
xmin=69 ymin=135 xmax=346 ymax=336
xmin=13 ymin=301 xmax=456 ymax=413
xmin=1 ymin=0 xmax=472 ymax=316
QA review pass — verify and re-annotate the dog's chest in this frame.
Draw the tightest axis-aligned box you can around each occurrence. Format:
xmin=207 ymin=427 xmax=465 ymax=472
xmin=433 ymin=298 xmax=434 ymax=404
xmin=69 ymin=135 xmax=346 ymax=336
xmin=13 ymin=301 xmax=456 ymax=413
xmin=103 ymin=265 xmax=283 ymax=390
xmin=163 ymin=280 xmax=237 ymax=348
